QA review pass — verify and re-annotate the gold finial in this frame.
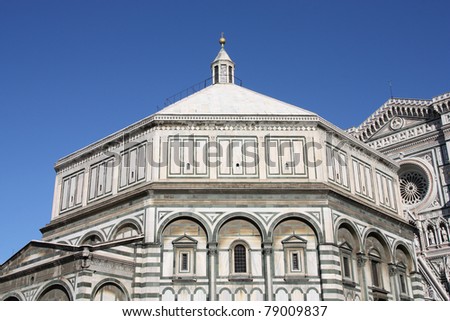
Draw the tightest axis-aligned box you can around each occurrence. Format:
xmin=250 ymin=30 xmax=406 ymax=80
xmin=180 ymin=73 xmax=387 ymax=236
xmin=219 ymin=32 xmax=226 ymax=47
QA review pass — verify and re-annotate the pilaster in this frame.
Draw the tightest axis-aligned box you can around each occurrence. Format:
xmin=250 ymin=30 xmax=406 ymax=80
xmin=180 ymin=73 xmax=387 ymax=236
xmin=356 ymin=252 xmax=368 ymax=301
xmin=410 ymin=271 xmax=425 ymax=301
xmin=207 ymin=242 xmax=218 ymax=301
xmin=388 ymin=263 xmax=399 ymax=301
xmin=262 ymin=242 xmax=273 ymax=301
xmin=75 ymin=248 xmax=93 ymax=301
xmin=318 ymin=243 xmax=344 ymax=301
xmin=132 ymin=243 xmax=161 ymax=300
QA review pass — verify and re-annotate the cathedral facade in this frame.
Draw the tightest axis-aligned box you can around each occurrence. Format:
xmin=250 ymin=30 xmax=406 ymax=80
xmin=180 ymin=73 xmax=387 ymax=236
xmin=0 ymin=38 xmax=446 ymax=301
xmin=349 ymin=92 xmax=450 ymax=301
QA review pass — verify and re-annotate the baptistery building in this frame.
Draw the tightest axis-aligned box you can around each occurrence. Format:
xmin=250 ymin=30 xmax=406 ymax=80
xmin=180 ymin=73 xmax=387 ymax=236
xmin=0 ymin=37 xmax=438 ymax=301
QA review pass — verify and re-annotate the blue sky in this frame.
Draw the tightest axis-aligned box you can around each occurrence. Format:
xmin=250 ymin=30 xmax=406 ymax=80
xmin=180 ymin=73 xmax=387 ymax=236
xmin=0 ymin=0 xmax=449 ymax=264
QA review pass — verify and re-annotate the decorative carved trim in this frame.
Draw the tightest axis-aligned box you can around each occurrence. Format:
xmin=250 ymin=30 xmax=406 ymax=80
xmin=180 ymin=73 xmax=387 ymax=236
xmin=356 ymin=253 xmax=367 ymax=267
xmin=90 ymin=257 xmax=134 ymax=273
xmin=366 ymin=120 xmax=440 ymax=150
xmin=388 ymin=263 xmax=398 ymax=276
xmin=350 ymin=98 xmax=434 ymax=142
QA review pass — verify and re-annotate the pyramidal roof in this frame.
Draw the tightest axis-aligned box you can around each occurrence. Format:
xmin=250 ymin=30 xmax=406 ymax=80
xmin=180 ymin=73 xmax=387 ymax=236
xmin=156 ymin=83 xmax=316 ymax=116
xmin=213 ymin=47 xmax=232 ymax=63
xmin=156 ymin=34 xmax=315 ymax=117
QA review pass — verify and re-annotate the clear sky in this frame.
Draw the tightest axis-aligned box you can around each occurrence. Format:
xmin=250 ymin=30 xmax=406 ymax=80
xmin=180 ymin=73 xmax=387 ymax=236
xmin=0 ymin=0 xmax=449 ymax=264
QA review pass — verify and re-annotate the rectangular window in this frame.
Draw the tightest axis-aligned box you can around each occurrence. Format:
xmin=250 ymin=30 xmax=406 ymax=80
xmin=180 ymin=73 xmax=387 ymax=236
xmin=371 ymin=260 xmax=380 ymax=287
xmin=291 ymin=252 xmax=300 ymax=271
xmin=283 ymin=245 xmax=306 ymax=279
xmin=217 ymin=137 xmax=258 ymax=177
xmin=119 ymin=143 xmax=146 ymax=189
xmin=180 ymin=252 xmax=189 ymax=272
xmin=265 ymin=136 xmax=307 ymax=177
xmin=60 ymin=171 xmax=84 ymax=212
xmin=376 ymin=171 xmax=397 ymax=210
xmin=352 ymin=158 xmax=373 ymax=199
xmin=399 ymin=273 xmax=407 ymax=294
xmin=214 ymin=65 xmax=219 ymax=83
xmin=168 ymin=136 xmax=209 ymax=177
xmin=326 ymin=144 xmax=348 ymax=188
xmin=220 ymin=64 xmax=226 ymax=83
xmin=343 ymin=256 xmax=351 ymax=278
xmin=89 ymin=158 xmax=114 ymax=201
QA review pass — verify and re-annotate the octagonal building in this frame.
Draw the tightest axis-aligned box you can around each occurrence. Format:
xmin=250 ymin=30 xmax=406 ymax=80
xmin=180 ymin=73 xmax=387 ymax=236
xmin=0 ymin=39 xmax=424 ymax=301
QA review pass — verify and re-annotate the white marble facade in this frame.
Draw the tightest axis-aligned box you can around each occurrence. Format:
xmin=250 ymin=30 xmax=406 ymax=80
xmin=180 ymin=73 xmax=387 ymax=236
xmin=0 ymin=38 xmax=434 ymax=301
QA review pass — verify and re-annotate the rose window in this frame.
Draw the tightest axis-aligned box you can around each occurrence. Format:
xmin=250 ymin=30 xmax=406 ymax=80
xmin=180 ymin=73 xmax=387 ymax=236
xmin=399 ymin=170 xmax=428 ymax=206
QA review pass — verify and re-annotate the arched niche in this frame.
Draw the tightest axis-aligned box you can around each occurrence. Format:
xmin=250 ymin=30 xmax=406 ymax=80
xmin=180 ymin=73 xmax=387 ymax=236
xmin=272 ymin=218 xmax=319 ymax=279
xmin=161 ymin=218 xmax=208 ymax=280
xmin=37 ymin=285 xmax=71 ymax=301
xmin=113 ymin=222 xmax=141 ymax=240
xmin=93 ymin=282 xmax=128 ymax=301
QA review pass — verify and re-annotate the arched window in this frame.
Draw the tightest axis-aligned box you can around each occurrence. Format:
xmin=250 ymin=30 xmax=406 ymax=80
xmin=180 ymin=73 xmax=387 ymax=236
xmin=365 ymin=233 xmax=391 ymax=301
xmin=337 ymin=224 xmax=359 ymax=287
xmin=93 ymin=283 xmax=127 ymax=301
xmin=369 ymin=249 xmax=382 ymax=288
xmin=234 ymin=244 xmax=247 ymax=273
xmin=340 ymin=243 xmax=353 ymax=280
xmin=219 ymin=219 xmax=260 ymax=281
xmin=228 ymin=241 xmax=252 ymax=280
xmin=395 ymin=246 xmax=413 ymax=300
xmin=4 ymin=296 xmax=20 ymax=301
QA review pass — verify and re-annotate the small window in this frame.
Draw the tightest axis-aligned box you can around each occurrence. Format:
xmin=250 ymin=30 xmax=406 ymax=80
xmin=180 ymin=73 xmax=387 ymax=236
xmin=214 ymin=66 xmax=219 ymax=83
xmin=343 ymin=256 xmax=351 ymax=278
xmin=339 ymin=242 xmax=354 ymax=282
xmin=281 ymin=234 xmax=307 ymax=279
xmin=180 ymin=252 xmax=189 ymax=272
xmin=171 ymin=235 xmax=198 ymax=280
xmin=399 ymin=273 xmax=407 ymax=294
xmin=234 ymin=244 xmax=247 ymax=273
xmin=291 ymin=252 xmax=300 ymax=271
xmin=371 ymin=260 xmax=381 ymax=288
xmin=228 ymin=66 xmax=232 ymax=83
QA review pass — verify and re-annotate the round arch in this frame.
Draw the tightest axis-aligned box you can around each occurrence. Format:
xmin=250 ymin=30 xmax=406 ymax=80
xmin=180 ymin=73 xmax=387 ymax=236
xmin=91 ymin=278 xmax=130 ymax=301
xmin=161 ymin=287 xmax=175 ymax=295
xmin=79 ymin=230 xmax=105 ymax=245
xmin=156 ymin=212 xmax=212 ymax=243
xmin=2 ymin=292 xmax=24 ymax=301
xmin=267 ymin=212 xmax=323 ymax=243
xmin=334 ymin=218 xmax=363 ymax=251
xmin=363 ymin=228 xmax=393 ymax=262
xmin=35 ymin=280 xmax=73 ymax=301
xmin=177 ymin=286 xmax=192 ymax=296
xmin=109 ymin=218 xmax=143 ymax=241
xmin=392 ymin=241 xmax=415 ymax=270
xmin=212 ymin=212 xmax=268 ymax=243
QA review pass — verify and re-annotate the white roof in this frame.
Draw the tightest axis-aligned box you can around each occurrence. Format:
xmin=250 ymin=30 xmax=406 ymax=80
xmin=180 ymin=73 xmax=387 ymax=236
xmin=212 ymin=47 xmax=233 ymax=63
xmin=156 ymin=84 xmax=316 ymax=116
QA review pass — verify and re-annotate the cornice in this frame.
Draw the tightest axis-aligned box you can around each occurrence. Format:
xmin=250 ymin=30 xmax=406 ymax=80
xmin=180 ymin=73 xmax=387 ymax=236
xmin=54 ymin=115 xmax=321 ymax=173
xmin=318 ymin=117 xmax=399 ymax=170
